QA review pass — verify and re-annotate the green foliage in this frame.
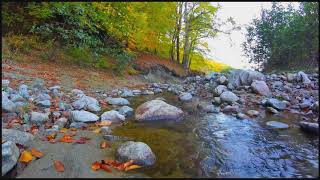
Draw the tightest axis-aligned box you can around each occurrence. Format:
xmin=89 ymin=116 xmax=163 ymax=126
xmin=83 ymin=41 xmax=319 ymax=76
xmin=243 ymin=2 xmax=319 ymax=72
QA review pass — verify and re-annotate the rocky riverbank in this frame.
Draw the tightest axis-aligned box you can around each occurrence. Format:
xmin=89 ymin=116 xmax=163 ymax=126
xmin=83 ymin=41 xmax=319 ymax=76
xmin=2 ymin=68 xmax=319 ymax=177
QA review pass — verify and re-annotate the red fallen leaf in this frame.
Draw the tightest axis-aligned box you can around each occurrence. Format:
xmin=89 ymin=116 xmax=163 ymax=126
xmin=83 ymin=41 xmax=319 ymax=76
xmin=49 ymin=139 xmax=57 ymax=144
xmin=100 ymin=141 xmax=108 ymax=149
xmin=100 ymin=164 xmax=112 ymax=173
xmin=122 ymin=160 xmax=134 ymax=169
xmin=103 ymin=159 xmax=122 ymax=167
xmin=59 ymin=135 xmax=74 ymax=143
xmin=74 ymin=137 xmax=89 ymax=144
xmin=53 ymin=160 xmax=65 ymax=172
xmin=91 ymin=161 xmax=101 ymax=171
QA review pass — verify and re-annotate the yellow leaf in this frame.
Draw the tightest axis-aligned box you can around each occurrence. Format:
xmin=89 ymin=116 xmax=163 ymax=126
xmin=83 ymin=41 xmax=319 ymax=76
xmin=124 ymin=165 xmax=142 ymax=171
xmin=93 ymin=128 xmax=101 ymax=134
xmin=19 ymin=150 xmax=33 ymax=163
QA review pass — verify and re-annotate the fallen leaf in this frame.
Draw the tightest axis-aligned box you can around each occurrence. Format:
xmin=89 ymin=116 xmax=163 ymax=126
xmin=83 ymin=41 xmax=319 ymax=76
xmin=59 ymin=135 xmax=74 ymax=143
xmin=91 ymin=161 xmax=101 ymax=171
xmin=53 ymin=160 xmax=65 ymax=172
xmin=124 ymin=165 xmax=142 ymax=171
xmin=19 ymin=150 xmax=33 ymax=163
xmin=100 ymin=141 xmax=108 ymax=149
xmin=30 ymin=148 xmax=44 ymax=158
xmin=70 ymin=128 xmax=77 ymax=131
xmin=59 ymin=128 xmax=68 ymax=133
xmin=96 ymin=121 xmax=112 ymax=126
xmin=47 ymin=133 xmax=57 ymax=140
xmin=123 ymin=160 xmax=134 ymax=169
xmin=49 ymin=139 xmax=57 ymax=144
xmin=74 ymin=137 xmax=89 ymax=144
xmin=103 ymin=159 xmax=122 ymax=167
xmin=100 ymin=164 xmax=112 ymax=173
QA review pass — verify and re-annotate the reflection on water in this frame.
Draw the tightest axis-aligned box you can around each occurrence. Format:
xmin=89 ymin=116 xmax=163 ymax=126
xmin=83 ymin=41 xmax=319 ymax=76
xmin=113 ymin=92 xmax=319 ymax=178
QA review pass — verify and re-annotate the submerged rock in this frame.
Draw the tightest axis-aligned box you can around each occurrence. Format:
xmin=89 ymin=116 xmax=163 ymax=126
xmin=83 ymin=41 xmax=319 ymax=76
xmin=135 ymin=100 xmax=183 ymax=121
xmin=117 ymin=106 xmax=134 ymax=117
xmin=116 ymin=141 xmax=156 ymax=166
xmin=266 ymin=121 xmax=289 ymax=129
xmin=299 ymin=121 xmax=319 ymax=135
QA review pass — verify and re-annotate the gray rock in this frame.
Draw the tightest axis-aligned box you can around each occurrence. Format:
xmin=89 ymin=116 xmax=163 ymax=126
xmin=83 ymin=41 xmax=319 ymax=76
xmin=58 ymin=101 xmax=72 ymax=111
xmin=297 ymin=71 xmax=311 ymax=84
xmin=2 ymin=91 xmax=16 ymax=112
xmin=205 ymin=72 xmax=219 ymax=80
xmin=287 ymin=73 xmax=295 ymax=82
xmin=54 ymin=117 xmax=68 ymax=128
xmin=132 ymin=90 xmax=142 ymax=95
xmin=266 ymin=121 xmax=289 ymax=129
xmin=153 ymin=88 xmax=163 ymax=94
xmin=72 ymin=95 xmax=101 ymax=112
xmin=227 ymin=69 xmax=265 ymax=87
xmin=265 ymin=98 xmax=286 ymax=110
xmin=197 ymin=103 xmax=220 ymax=113
xmin=34 ymin=93 xmax=51 ymax=101
xmin=220 ymin=91 xmax=239 ymax=104
xmin=71 ymin=89 xmax=85 ymax=96
xmin=36 ymin=100 xmax=51 ymax=107
xmin=271 ymin=81 xmax=283 ymax=89
xmin=70 ymin=110 xmax=99 ymax=122
xmin=221 ymin=105 xmax=239 ymax=114
xmin=299 ymin=121 xmax=318 ymax=135
xmin=120 ymin=89 xmax=134 ymax=97
xmin=2 ymin=141 xmax=20 ymax=176
xmin=266 ymin=107 xmax=279 ymax=114
xmin=2 ymin=80 xmax=10 ymax=89
xmin=217 ymin=76 xmax=228 ymax=85
xmin=236 ymin=112 xmax=250 ymax=120
xmin=106 ymin=97 xmax=130 ymax=106
xmin=32 ymin=79 xmax=45 ymax=90
xmin=10 ymin=93 xmax=26 ymax=102
xmin=142 ymin=90 xmax=154 ymax=95
xmin=251 ymin=80 xmax=271 ymax=96
xmin=116 ymin=141 xmax=156 ymax=166
xmin=101 ymin=126 xmax=112 ymax=135
xmin=30 ymin=112 xmax=50 ymax=125
xmin=69 ymin=122 xmax=88 ymax=129
xmin=135 ymin=100 xmax=183 ymax=121
xmin=118 ymin=106 xmax=134 ymax=117
xmin=49 ymin=85 xmax=60 ymax=91
xmin=213 ymin=85 xmax=228 ymax=96
xmin=179 ymin=92 xmax=192 ymax=101
xmin=299 ymin=100 xmax=312 ymax=109
xmin=213 ymin=97 xmax=221 ymax=105
xmin=2 ymin=129 xmax=34 ymax=147
xmin=246 ymin=110 xmax=259 ymax=117
xmin=100 ymin=110 xmax=125 ymax=123
xmin=18 ymin=84 xmax=30 ymax=99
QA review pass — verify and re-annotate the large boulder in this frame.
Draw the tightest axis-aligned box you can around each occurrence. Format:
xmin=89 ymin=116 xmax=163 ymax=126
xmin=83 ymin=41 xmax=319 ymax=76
xmin=179 ymin=92 xmax=192 ymax=101
xmin=70 ymin=110 xmax=99 ymax=122
xmin=227 ymin=69 xmax=265 ymax=87
xmin=2 ymin=129 xmax=34 ymax=147
xmin=30 ymin=112 xmax=50 ymax=125
xmin=135 ymin=100 xmax=183 ymax=121
xmin=100 ymin=110 xmax=125 ymax=123
xmin=220 ymin=91 xmax=239 ymax=104
xmin=106 ymin=97 xmax=130 ymax=106
xmin=72 ymin=95 xmax=101 ymax=112
xmin=251 ymin=80 xmax=271 ymax=96
xmin=2 ymin=141 xmax=20 ymax=176
xmin=116 ymin=141 xmax=156 ymax=166
xmin=2 ymin=91 xmax=16 ymax=112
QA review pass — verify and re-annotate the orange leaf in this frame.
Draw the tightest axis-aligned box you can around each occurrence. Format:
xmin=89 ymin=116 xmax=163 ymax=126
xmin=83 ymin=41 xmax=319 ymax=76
xmin=59 ymin=135 xmax=74 ymax=143
xmin=124 ymin=165 xmax=142 ymax=171
xmin=70 ymin=128 xmax=77 ymax=131
xmin=123 ymin=160 xmax=134 ymax=169
xmin=53 ymin=160 xmax=65 ymax=172
xmin=30 ymin=148 xmax=44 ymax=158
xmin=47 ymin=133 xmax=57 ymax=140
xmin=19 ymin=150 xmax=33 ymax=163
xmin=91 ymin=161 xmax=101 ymax=171
xmin=96 ymin=121 xmax=112 ymax=126
xmin=100 ymin=164 xmax=112 ymax=173
xmin=100 ymin=141 xmax=108 ymax=149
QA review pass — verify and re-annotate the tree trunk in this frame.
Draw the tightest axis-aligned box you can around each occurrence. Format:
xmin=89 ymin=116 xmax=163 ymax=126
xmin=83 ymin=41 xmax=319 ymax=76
xmin=176 ymin=2 xmax=183 ymax=64
xmin=182 ymin=2 xmax=190 ymax=68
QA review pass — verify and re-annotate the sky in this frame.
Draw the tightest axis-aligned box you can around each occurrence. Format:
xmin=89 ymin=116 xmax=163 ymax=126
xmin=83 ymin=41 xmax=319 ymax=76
xmin=206 ymin=2 xmax=298 ymax=70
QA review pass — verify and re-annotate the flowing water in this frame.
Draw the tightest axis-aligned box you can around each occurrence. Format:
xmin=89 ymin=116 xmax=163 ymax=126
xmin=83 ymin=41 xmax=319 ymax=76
xmin=112 ymin=92 xmax=319 ymax=178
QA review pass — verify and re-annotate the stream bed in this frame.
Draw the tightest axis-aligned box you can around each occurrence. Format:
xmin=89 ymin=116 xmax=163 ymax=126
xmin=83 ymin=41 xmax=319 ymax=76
xmin=112 ymin=92 xmax=319 ymax=178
